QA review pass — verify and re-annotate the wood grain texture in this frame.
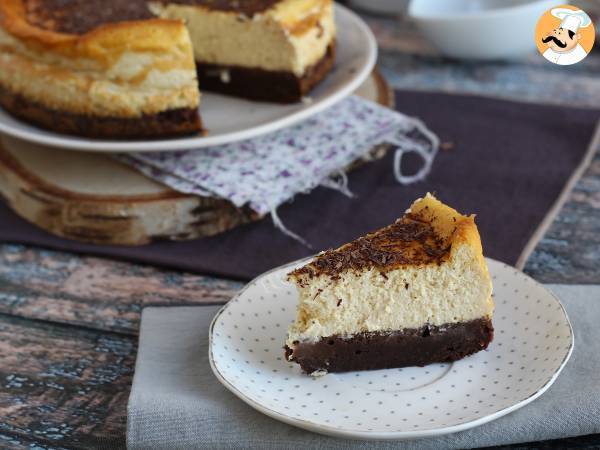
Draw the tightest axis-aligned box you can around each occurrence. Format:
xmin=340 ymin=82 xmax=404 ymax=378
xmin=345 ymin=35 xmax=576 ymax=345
xmin=0 ymin=138 xmax=258 ymax=246
xmin=0 ymin=314 xmax=134 ymax=449
xmin=524 ymin=151 xmax=600 ymax=283
xmin=0 ymin=433 xmax=70 ymax=450
xmin=0 ymin=244 xmax=241 ymax=335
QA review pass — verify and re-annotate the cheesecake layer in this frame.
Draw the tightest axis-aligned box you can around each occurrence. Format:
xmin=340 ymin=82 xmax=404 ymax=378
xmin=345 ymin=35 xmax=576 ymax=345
xmin=0 ymin=86 xmax=202 ymax=138
xmin=196 ymin=42 xmax=335 ymax=102
xmin=287 ymin=245 xmax=493 ymax=346
xmin=286 ymin=194 xmax=494 ymax=348
xmin=150 ymin=0 xmax=335 ymax=76
xmin=286 ymin=317 xmax=494 ymax=374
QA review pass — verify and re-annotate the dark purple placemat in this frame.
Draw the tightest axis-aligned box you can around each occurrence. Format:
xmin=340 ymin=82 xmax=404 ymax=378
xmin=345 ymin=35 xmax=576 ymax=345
xmin=1 ymin=91 xmax=598 ymax=281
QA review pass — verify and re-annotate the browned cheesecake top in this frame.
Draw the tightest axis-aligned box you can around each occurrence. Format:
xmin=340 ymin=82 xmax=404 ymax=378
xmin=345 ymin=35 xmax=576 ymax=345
xmin=162 ymin=0 xmax=282 ymax=15
xmin=23 ymin=0 xmax=282 ymax=34
xmin=290 ymin=213 xmax=453 ymax=281
xmin=23 ymin=0 xmax=154 ymax=34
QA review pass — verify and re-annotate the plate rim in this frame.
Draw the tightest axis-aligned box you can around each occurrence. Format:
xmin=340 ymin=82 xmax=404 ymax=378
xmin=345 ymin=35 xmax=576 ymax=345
xmin=0 ymin=4 xmax=377 ymax=153
xmin=208 ymin=257 xmax=574 ymax=440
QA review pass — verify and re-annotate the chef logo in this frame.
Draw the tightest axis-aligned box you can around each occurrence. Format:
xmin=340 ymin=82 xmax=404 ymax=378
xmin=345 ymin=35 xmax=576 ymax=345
xmin=535 ymin=5 xmax=595 ymax=65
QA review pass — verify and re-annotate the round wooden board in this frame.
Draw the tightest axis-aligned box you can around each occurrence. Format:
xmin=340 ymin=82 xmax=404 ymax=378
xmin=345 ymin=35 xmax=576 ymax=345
xmin=0 ymin=69 xmax=394 ymax=245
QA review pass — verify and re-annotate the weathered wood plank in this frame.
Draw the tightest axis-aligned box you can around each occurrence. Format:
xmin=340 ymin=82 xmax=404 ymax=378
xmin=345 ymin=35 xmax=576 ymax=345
xmin=525 ymin=152 xmax=600 ymax=283
xmin=0 ymin=244 xmax=242 ymax=335
xmin=0 ymin=314 xmax=133 ymax=449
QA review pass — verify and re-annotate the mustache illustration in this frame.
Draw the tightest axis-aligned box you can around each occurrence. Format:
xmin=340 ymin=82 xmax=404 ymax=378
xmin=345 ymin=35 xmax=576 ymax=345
xmin=542 ymin=35 xmax=567 ymax=48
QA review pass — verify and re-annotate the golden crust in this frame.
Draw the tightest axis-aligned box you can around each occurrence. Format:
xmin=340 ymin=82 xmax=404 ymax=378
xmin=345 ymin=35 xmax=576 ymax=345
xmin=0 ymin=0 xmax=333 ymax=47
xmin=408 ymin=193 xmax=489 ymax=278
xmin=270 ymin=0 xmax=332 ymax=35
xmin=0 ymin=1 xmax=194 ymax=68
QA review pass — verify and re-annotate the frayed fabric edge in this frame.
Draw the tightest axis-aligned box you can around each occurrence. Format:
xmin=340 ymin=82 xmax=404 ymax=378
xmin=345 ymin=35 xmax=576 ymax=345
xmin=270 ymin=208 xmax=314 ymax=249
xmin=391 ymin=115 xmax=440 ymax=185
xmin=267 ymin=116 xmax=439 ymax=247
xmin=268 ymin=116 xmax=439 ymax=247
xmin=319 ymin=170 xmax=355 ymax=198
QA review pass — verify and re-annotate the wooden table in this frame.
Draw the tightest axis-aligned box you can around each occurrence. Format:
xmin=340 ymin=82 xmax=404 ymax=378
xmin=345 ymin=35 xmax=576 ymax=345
xmin=1 ymin=5 xmax=600 ymax=449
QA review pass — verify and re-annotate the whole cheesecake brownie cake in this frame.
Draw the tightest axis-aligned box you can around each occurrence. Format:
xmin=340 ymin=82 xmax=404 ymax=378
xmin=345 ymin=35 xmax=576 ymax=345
xmin=0 ymin=0 xmax=336 ymax=138
xmin=285 ymin=194 xmax=494 ymax=375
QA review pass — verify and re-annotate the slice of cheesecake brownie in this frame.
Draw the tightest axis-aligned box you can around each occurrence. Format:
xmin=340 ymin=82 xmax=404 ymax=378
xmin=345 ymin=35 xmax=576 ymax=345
xmin=285 ymin=193 xmax=494 ymax=375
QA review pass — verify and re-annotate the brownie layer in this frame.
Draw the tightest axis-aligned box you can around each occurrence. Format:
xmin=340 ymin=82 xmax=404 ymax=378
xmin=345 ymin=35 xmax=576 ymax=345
xmin=285 ymin=317 xmax=494 ymax=374
xmin=196 ymin=43 xmax=336 ymax=103
xmin=0 ymin=87 xmax=203 ymax=139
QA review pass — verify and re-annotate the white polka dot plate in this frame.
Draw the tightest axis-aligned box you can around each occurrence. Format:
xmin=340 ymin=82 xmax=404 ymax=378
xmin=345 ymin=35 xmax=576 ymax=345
xmin=209 ymin=258 xmax=573 ymax=440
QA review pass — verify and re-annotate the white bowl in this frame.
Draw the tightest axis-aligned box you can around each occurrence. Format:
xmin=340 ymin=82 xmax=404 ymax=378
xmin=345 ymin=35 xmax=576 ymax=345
xmin=408 ymin=0 xmax=564 ymax=60
xmin=350 ymin=0 xmax=409 ymax=15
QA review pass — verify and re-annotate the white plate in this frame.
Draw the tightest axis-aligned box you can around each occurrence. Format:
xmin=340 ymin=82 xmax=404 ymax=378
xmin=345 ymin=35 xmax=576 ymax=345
xmin=209 ymin=258 xmax=573 ymax=440
xmin=0 ymin=4 xmax=376 ymax=153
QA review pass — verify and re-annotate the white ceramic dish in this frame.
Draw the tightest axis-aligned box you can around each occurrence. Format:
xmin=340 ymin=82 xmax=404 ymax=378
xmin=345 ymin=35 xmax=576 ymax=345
xmin=209 ymin=258 xmax=573 ymax=440
xmin=408 ymin=0 xmax=562 ymax=60
xmin=0 ymin=4 xmax=376 ymax=153
xmin=350 ymin=0 xmax=409 ymax=15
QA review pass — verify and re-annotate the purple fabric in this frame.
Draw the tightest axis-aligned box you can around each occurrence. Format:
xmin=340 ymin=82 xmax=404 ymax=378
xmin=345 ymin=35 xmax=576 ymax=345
xmin=119 ymin=95 xmax=438 ymax=215
xmin=0 ymin=91 xmax=598 ymax=281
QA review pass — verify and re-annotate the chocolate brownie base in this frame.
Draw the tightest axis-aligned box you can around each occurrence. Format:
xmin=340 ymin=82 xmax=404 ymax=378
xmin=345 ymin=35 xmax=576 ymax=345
xmin=285 ymin=317 xmax=494 ymax=374
xmin=196 ymin=43 xmax=336 ymax=103
xmin=0 ymin=86 xmax=203 ymax=139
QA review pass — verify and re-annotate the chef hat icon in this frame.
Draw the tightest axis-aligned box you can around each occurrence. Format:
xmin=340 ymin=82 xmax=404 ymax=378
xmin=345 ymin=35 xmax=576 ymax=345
xmin=551 ymin=8 xmax=592 ymax=33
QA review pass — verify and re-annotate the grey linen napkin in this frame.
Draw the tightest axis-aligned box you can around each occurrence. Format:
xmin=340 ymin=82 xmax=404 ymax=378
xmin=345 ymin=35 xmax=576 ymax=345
xmin=127 ymin=285 xmax=600 ymax=449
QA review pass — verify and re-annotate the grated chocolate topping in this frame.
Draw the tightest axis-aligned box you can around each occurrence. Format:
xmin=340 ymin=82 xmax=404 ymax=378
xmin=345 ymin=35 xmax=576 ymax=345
xmin=22 ymin=0 xmax=283 ymax=34
xmin=289 ymin=214 xmax=452 ymax=281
